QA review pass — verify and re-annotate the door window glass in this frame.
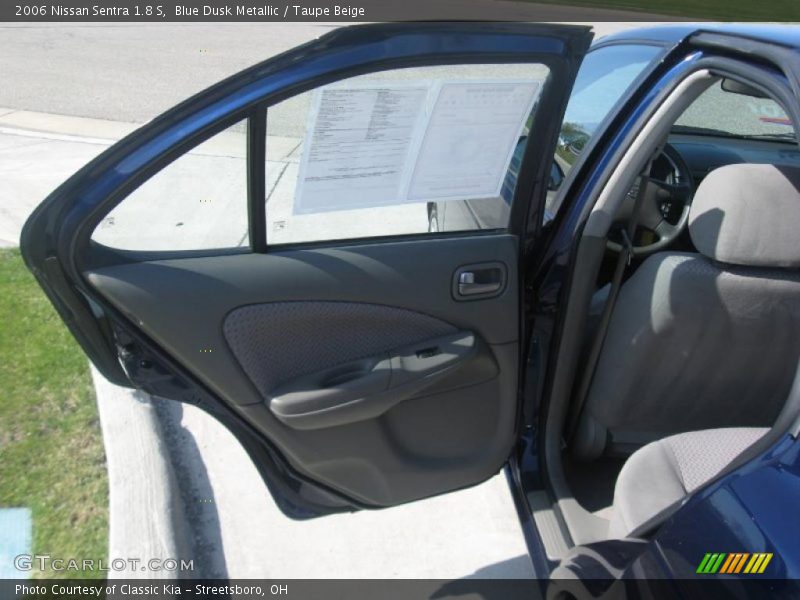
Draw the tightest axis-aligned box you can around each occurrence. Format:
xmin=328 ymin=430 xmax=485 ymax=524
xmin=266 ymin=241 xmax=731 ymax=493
xmin=546 ymin=44 xmax=663 ymax=220
xmin=91 ymin=121 xmax=248 ymax=251
xmin=264 ymin=63 xmax=551 ymax=244
xmin=675 ymin=80 xmax=794 ymax=141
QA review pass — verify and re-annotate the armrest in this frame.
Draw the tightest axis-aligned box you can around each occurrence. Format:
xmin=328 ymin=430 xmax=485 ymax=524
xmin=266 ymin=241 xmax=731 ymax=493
xmin=268 ymin=331 xmax=479 ymax=430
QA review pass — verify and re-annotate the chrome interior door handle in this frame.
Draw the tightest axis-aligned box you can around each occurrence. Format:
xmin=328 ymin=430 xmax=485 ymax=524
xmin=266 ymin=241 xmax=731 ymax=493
xmin=453 ymin=262 xmax=507 ymax=299
xmin=458 ymin=271 xmax=501 ymax=296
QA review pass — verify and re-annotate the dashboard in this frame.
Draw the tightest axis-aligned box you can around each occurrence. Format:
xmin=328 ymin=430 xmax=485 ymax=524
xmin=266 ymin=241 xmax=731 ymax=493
xmin=669 ymin=134 xmax=800 ymax=186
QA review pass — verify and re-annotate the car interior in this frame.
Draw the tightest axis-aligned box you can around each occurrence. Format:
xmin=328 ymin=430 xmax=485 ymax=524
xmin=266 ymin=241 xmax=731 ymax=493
xmin=542 ymin=67 xmax=800 ymax=557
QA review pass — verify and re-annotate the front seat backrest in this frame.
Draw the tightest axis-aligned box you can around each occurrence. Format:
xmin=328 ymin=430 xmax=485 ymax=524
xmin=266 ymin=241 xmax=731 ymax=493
xmin=573 ymin=163 xmax=800 ymax=461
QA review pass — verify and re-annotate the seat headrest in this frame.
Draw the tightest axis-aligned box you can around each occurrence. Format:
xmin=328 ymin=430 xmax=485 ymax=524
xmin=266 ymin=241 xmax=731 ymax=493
xmin=689 ymin=163 xmax=800 ymax=268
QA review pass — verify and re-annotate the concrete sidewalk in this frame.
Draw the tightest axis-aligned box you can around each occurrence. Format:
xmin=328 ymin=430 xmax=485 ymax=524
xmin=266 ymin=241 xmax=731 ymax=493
xmin=0 ymin=112 xmax=110 ymax=247
xmin=1 ymin=110 xmax=535 ymax=579
xmin=161 ymin=400 xmax=534 ymax=579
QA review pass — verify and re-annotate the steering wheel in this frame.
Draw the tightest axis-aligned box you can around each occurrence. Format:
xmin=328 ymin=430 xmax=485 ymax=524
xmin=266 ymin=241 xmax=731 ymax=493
xmin=607 ymin=143 xmax=695 ymax=256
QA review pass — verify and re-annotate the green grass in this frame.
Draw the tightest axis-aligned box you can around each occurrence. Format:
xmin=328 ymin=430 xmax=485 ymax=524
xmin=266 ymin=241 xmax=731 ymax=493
xmin=522 ymin=0 xmax=800 ymax=21
xmin=0 ymin=248 xmax=108 ymax=579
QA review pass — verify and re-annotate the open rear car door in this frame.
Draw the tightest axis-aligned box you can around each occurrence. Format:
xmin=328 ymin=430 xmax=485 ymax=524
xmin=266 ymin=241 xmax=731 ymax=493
xmin=21 ymin=23 xmax=592 ymax=517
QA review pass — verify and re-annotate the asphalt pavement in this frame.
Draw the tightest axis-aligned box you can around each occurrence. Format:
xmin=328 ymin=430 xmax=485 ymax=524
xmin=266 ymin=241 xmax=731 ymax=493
xmin=0 ymin=22 xmax=661 ymax=128
xmin=0 ymin=23 xmax=338 ymax=124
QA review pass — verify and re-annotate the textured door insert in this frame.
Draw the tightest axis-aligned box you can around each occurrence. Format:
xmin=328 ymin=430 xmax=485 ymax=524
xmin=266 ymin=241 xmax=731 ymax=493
xmin=223 ymin=301 xmax=458 ymax=399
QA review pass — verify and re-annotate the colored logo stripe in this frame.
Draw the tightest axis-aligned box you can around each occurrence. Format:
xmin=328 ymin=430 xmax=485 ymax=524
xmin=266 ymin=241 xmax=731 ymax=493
xmin=720 ymin=553 xmax=749 ymax=574
xmin=745 ymin=553 xmax=773 ymax=574
xmin=697 ymin=553 xmax=726 ymax=574
xmin=719 ymin=553 xmax=735 ymax=574
xmin=697 ymin=552 xmax=773 ymax=575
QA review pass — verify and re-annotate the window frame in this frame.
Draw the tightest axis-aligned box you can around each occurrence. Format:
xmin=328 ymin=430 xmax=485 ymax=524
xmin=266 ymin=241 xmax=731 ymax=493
xmin=544 ymin=39 xmax=668 ymax=221
xmin=256 ymin=65 xmax=558 ymax=251
xmin=78 ymin=29 xmax=586 ymax=269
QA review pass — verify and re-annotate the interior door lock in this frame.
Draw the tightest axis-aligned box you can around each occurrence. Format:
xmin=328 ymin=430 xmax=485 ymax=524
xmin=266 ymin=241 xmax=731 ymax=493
xmin=453 ymin=262 xmax=507 ymax=300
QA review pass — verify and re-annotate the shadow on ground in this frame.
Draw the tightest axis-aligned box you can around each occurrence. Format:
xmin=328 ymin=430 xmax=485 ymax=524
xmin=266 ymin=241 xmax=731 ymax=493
xmin=154 ymin=398 xmax=228 ymax=578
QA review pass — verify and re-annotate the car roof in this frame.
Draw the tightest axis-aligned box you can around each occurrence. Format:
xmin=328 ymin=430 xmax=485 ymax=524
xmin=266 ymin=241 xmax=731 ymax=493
xmin=599 ymin=24 xmax=800 ymax=50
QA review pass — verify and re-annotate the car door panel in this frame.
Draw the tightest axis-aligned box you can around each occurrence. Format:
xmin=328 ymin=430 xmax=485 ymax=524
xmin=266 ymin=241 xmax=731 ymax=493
xmin=85 ymin=234 xmax=519 ymax=506
xmin=22 ymin=23 xmax=592 ymax=515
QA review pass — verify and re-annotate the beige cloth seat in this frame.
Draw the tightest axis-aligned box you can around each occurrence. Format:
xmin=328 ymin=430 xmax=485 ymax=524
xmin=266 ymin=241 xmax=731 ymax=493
xmin=607 ymin=427 xmax=768 ymax=538
xmin=573 ymin=164 xmax=800 ymax=461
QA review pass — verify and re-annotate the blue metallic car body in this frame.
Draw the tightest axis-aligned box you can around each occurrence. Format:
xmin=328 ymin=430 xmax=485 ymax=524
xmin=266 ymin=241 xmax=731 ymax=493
xmin=604 ymin=24 xmax=800 ymax=49
xmin=656 ymin=435 xmax=800 ymax=582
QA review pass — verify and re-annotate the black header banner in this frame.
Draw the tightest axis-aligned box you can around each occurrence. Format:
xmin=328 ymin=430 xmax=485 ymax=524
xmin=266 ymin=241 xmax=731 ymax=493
xmin=3 ymin=0 xmax=768 ymax=23
xmin=2 ymin=0 xmax=680 ymax=22
xmin=4 ymin=578 xmax=798 ymax=599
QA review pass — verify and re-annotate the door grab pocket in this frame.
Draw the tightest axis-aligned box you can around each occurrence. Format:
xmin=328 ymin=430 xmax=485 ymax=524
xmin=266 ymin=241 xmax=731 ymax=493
xmin=269 ymin=331 xmax=477 ymax=430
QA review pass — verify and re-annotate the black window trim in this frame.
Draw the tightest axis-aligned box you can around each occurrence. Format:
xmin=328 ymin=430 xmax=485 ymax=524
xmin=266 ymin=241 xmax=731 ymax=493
xmin=247 ymin=107 xmax=268 ymax=252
